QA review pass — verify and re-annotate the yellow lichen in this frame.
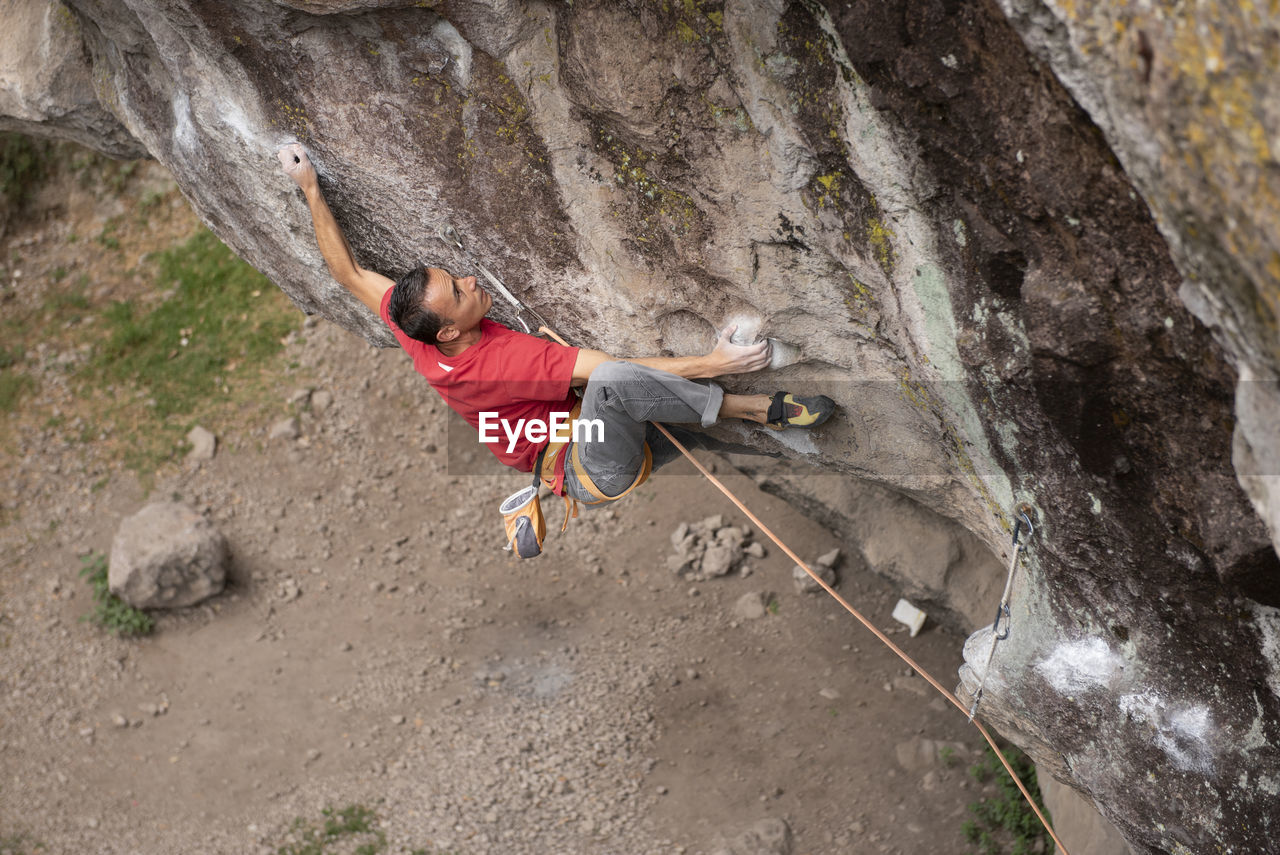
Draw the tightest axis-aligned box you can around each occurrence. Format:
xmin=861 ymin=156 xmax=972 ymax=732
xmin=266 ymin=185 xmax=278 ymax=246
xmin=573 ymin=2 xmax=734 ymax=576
xmin=866 ymin=216 xmax=896 ymax=273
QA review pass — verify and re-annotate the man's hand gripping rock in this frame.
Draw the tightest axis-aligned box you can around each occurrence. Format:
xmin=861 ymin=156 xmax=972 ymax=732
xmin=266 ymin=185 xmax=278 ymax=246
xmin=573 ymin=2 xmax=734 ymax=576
xmin=278 ymin=143 xmax=318 ymax=194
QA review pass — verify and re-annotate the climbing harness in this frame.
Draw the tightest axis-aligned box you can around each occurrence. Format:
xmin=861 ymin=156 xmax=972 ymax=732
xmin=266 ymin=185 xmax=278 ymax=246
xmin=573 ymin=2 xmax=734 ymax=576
xmin=438 ymin=224 xmax=549 ymax=335
xmin=967 ymin=506 xmax=1035 ymax=723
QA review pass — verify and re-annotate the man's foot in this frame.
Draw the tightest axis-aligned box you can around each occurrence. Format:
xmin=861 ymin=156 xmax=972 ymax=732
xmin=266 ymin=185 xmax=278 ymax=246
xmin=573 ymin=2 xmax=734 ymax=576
xmin=765 ymin=392 xmax=836 ymax=429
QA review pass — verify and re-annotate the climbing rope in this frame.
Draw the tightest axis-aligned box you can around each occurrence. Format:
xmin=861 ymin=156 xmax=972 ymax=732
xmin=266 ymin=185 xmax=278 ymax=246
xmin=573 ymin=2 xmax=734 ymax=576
xmin=537 ymin=320 xmax=1066 ymax=851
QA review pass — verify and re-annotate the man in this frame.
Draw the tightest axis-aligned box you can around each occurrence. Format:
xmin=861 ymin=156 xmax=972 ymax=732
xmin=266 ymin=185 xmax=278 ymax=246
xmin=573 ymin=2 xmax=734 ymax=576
xmin=277 ymin=144 xmax=833 ymax=509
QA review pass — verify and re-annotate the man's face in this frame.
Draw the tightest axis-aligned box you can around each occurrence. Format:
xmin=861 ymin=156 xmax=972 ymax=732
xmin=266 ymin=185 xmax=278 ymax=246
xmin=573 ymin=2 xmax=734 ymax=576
xmin=424 ymin=267 xmax=491 ymax=341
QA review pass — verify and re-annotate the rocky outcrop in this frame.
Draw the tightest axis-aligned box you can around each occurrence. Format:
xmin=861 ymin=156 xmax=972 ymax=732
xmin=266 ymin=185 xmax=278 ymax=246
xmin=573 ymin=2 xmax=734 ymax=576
xmin=3 ymin=1 xmax=1277 ymax=851
xmin=994 ymin=0 xmax=1280 ymax=605
xmin=0 ymin=0 xmax=143 ymax=156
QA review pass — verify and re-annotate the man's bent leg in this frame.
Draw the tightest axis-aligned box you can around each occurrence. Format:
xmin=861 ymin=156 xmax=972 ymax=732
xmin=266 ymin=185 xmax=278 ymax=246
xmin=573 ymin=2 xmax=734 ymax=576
xmin=564 ymin=361 xmax=724 ymax=501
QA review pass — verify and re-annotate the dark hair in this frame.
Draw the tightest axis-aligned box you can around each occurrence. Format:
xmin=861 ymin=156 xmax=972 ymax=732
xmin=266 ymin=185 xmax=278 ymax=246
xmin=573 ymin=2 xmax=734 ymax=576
xmin=388 ymin=264 xmax=449 ymax=345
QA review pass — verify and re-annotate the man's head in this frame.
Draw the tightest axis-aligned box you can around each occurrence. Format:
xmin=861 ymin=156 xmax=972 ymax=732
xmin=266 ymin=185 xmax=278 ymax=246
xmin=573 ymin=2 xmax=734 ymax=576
xmin=387 ymin=264 xmax=491 ymax=347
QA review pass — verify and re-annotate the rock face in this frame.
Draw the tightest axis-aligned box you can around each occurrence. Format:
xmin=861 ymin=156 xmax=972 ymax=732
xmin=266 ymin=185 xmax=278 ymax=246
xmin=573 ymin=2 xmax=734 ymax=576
xmin=4 ymin=1 xmax=1278 ymax=851
xmin=109 ymin=502 xmax=228 ymax=609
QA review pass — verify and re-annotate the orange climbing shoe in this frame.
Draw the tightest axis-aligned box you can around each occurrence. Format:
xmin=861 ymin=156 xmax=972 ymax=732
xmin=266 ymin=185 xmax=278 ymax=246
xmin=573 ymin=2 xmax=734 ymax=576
xmin=765 ymin=392 xmax=836 ymax=429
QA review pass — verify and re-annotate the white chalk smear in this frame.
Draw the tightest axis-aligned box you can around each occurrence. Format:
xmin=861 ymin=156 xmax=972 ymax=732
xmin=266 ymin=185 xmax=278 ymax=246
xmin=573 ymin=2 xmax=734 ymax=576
xmin=1035 ymin=637 xmax=1122 ymax=694
xmin=219 ymin=101 xmax=262 ymax=149
xmin=1252 ymin=603 xmax=1280 ymax=703
xmin=1119 ymin=691 xmax=1215 ymax=773
xmin=764 ymin=426 xmax=819 ymax=455
xmin=429 ymin=19 xmax=472 ymax=90
xmin=172 ymin=91 xmax=197 ymax=154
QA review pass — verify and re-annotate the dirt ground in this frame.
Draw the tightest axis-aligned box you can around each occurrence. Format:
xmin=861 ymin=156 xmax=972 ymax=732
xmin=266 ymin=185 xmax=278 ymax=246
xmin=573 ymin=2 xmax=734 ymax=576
xmin=0 ymin=156 xmax=1000 ymax=854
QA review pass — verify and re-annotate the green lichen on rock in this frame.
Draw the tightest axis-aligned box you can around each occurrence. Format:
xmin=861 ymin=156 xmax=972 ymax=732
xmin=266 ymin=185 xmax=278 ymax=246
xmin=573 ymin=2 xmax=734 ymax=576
xmin=591 ymin=125 xmax=704 ymax=250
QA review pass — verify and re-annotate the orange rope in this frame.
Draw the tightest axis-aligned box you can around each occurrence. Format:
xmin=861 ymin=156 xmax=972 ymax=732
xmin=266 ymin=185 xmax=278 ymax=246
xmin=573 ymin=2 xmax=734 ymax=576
xmin=650 ymin=422 xmax=1069 ymax=855
xmin=538 ymin=324 xmax=1067 ymax=852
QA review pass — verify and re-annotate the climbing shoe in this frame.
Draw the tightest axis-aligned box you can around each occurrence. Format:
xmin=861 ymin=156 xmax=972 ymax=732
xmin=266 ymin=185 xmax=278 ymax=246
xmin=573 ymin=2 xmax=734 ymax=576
xmin=765 ymin=392 xmax=836 ymax=430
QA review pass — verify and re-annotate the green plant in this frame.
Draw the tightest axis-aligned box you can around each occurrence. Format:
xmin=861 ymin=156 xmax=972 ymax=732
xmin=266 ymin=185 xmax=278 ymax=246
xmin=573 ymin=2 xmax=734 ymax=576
xmin=277 ymin=805 xmax=386 ymax=855
xmin=940 ymin=744 xmax=957 ymax=768
xmin=962 ymin=745 xmax=1053 ymax=855
xmin=78 ymin=551 xmax=154 ymax=637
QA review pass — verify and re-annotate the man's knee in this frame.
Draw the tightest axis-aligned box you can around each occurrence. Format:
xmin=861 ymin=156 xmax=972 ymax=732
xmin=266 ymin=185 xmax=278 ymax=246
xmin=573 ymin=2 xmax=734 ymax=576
xmin=582 ymin=360 xmax=652 ymax=417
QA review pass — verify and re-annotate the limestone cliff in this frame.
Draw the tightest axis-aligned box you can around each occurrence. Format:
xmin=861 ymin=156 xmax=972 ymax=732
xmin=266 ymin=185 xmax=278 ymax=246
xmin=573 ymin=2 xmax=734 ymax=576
xmin=3 ymin=1 xmax=1277 ymax=851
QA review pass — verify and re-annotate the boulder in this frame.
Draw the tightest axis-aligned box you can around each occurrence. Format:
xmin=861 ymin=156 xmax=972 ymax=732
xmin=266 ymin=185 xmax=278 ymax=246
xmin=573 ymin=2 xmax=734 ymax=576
xmin=108 ymin=502 xmax=228 ymax=609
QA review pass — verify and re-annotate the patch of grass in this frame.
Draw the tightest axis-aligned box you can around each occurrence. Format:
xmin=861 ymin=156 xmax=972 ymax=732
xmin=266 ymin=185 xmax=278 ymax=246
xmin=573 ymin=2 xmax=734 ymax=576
xmin=89 ymin=228 xmax=294 ymax=420
xmin=0 ymin=832 xmax=46 ymax=854
xmin=78 ymin=551 xmax=155 ymax=637
xmin=71 ymin=149 xmax=138 ymax=193
xmin=77 ymin=227 xmax=298 ymax=476
xmin=962 ymin=745 xmax=1053 ymax=855
xmin=0 ymin=133 xmax=50 ymax=213
xmin=106 ymin=160 xmax=138 ymax=193
xmin=45 ymin=281 xmax=91 ymax=320
xmin=277 ymin=805 xmax=386 ymax=855
xmin=0 ymin=347 xmax=32 ymax=414
xmin=96 ymin=218 xmax=121 ymax=250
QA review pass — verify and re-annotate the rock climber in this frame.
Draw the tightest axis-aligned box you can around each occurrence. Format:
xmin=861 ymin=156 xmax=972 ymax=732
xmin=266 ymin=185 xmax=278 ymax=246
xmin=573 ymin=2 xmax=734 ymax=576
xmin=277 ymin=143 xmax=835 ymax=521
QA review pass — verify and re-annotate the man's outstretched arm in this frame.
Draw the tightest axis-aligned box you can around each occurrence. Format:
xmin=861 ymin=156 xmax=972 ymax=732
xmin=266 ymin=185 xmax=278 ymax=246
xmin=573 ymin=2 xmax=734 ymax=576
xmin=571 ymin=325 xmax=771 ymax=386
xmin=278 ymin=144 xmax=393 ymax=314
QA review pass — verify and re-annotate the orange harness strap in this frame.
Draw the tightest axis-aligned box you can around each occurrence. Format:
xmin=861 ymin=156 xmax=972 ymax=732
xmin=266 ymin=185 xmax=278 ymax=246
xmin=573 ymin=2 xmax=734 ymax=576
xmin=534 ymin=399 xmax=654 ymax=531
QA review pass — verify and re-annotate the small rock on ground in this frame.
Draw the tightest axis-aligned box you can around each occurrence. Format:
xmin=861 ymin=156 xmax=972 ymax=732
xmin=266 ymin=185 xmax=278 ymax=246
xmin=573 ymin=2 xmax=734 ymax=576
xmin=711 ymin=818 xmax=793 ymax=855
xmin=186 ymin=426 xmax=216 ymax=461
xmin=732 ymin=591 xmax=767 ymax=621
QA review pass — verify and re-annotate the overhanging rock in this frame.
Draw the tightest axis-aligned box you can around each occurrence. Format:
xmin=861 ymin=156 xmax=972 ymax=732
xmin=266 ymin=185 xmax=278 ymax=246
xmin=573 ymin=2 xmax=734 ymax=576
xmin=2 ymin=1 xmax=1277 ymax=851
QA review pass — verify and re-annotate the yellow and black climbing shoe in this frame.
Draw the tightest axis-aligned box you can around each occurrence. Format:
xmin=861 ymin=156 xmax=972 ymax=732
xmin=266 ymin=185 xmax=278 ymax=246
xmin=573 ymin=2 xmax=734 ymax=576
xmin=765 ymin=392 xmax=836 ymax=430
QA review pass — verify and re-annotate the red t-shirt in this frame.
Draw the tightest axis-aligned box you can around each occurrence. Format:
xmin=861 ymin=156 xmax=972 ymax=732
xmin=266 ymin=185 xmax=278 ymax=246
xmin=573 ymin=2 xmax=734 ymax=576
xmin=380 ymin=289 xmax=579 ymax=478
